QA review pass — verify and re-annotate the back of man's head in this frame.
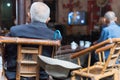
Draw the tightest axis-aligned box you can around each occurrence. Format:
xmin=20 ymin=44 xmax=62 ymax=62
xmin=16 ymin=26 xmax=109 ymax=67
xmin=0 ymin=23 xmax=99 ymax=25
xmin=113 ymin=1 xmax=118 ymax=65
xmin=30 ymin=2 xmax=50 ymax=23
xmin=104 ymin=11 xmax=117 ymax=22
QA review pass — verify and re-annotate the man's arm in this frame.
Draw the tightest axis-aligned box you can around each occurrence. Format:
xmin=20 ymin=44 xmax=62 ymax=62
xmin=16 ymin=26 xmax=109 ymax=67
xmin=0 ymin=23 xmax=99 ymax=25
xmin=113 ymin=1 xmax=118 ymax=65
xmin=97 ymin=28 xmax=108 ymax=43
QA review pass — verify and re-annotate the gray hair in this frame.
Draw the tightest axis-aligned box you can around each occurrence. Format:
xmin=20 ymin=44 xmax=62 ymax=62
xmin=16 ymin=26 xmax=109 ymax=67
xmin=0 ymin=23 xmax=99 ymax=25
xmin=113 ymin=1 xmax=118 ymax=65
xmin=104 ymin=11 xmax=116 ymax=22
xmin=30 ymin=2 xmax=50 ymax=23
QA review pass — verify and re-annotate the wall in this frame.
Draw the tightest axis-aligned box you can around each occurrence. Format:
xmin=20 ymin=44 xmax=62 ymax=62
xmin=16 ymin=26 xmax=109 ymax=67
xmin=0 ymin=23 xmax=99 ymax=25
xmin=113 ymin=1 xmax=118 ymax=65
xmin=111 ymin=0 xmax=120 ymax=23
xmin=57 ymin=0 xmax=113 ymax=35
xmin=0 ymin=0 xmax=14 ymax=29
xmin=24 ymin=0 xmax=118 ymax=35
xmin=57 ymin=0 xmax=88 ymax=35
xmin=57 ymin=0 xmax=87 ymax=24
xmin=25 ymin=0 xmax=119 ymax=35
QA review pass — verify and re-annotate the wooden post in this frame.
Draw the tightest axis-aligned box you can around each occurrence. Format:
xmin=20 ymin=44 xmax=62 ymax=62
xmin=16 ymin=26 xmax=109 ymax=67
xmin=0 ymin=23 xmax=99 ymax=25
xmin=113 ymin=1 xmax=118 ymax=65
xmin=16 ymin=0 xmax=26 ymax=25
xmin=0 ymin=0 xmax=1 ymax=27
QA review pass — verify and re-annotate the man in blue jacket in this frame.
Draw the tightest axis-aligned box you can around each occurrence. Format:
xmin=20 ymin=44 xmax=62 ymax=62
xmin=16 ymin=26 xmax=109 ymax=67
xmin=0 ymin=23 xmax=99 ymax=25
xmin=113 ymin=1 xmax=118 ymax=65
xmin=4 ymin=2 xmax=62 ymax=80
xmin=95 ymin=11 xmax=120 ymax=61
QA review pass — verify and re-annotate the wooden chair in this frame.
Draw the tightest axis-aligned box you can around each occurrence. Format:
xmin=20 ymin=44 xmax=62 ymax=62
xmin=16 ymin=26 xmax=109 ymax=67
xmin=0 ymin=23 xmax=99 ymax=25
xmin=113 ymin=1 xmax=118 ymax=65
xmin=95 ymin=43 xmax=120 ymax=66
xmin=70 ymin=38 xmax=120 ymax=80
xmin=0 ymin=36 xmax=61 ymax=80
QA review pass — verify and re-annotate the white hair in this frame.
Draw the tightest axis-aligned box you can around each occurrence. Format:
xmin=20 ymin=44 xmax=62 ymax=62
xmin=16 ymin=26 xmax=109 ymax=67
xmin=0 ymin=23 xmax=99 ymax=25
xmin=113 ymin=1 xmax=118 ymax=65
xmin=104 ymin=11 xmax=116 ymax=22
xmin=30 ymin=2 xmax=50 ymax=23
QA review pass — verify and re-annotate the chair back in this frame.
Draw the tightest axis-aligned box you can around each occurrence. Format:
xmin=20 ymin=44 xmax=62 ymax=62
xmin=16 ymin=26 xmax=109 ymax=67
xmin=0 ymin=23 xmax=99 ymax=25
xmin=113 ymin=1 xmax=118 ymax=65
xmin=95 ymin=43 xmax=120 ymax=74
xmin=0 ymin=36 xmax=61 ymax=80
xmin=71 ymin=38 xmax=120 ymax=74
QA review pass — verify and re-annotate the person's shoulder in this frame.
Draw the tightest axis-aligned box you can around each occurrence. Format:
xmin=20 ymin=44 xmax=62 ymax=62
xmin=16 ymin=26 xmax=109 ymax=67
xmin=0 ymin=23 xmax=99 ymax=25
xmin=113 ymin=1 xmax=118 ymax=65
xmin=10 ymin=24 xmax=28 ymax=32
xmin=102 ymin=26 xmax=109 ymax=30
xmin=11 ymin=24 xmax=28 ymax=29
xmin=104 ymin=23 xmax=120 ymax=31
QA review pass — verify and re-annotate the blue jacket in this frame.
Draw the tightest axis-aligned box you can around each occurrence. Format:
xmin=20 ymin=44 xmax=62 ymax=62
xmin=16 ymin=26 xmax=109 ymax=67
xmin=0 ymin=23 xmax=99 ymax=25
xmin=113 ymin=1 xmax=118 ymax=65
xmin=5 ymin=21 xmax=62 ymax=79
xmin=97 ymin=22 xmax=120 ymax=59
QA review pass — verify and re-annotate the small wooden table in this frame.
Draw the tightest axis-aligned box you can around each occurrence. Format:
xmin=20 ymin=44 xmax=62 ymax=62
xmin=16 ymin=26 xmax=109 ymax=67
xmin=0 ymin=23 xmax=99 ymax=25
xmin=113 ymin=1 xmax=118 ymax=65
xmin=55 ymin=45 xmax=88 ymax=67
xmin=56 ymin=45 xmax=85 ymax=55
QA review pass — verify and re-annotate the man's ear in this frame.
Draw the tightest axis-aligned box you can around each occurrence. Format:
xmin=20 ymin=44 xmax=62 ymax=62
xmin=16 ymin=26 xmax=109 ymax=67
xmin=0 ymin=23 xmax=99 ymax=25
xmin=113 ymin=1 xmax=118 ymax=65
xmin=27 ymin=12 xmax=31 ymax=23
xmin=106 ymin=19 xmax=110 ymax=24
xmin=46 ymin=17 xmax=50 ymax=23
xmin=27 ymin=12 xmax=31 ymax=18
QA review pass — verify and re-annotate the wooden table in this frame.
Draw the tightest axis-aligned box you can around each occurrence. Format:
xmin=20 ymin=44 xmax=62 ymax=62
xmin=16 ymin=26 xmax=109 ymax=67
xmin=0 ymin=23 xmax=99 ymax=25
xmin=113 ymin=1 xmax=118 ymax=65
xmin=55 ymin=45 xmax=88 ymax=67
xmin=56 ymin=45 xmax=85 ymax=55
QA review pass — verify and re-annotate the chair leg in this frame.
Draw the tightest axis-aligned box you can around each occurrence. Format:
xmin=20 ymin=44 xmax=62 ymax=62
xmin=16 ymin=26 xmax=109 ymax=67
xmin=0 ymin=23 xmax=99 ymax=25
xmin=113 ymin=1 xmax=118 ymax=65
xmin=71 ymin=72 xmax=76 ymax=80
xmin=80 ymin=77 xmax=84 ymax=80
xmin=1 ymin=71 xmax=7 ymax=80
xmin=113 ymin=70 xmax=119 ymax=80
xmin=91 ymin=77 xmax=99 ymax=80
xmin=71 ymin=73 xmax=87 ymax=80
xmin=86 ymin=78 xmax=89 ymax=80
xmin=118 ymin=67 xmax=120 ymax=80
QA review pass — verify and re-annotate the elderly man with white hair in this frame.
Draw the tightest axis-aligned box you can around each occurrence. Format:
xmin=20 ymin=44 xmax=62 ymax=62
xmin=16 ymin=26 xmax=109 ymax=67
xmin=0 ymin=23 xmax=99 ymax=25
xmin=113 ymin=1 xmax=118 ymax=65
xmin=94 ymin=11 xmax=120 ymax=62
xmin=4 ymin=2 xmax=62 ymax=80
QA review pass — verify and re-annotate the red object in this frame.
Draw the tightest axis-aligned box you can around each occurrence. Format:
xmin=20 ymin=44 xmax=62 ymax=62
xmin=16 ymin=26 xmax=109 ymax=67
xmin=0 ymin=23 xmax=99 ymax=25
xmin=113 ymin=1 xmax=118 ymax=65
xmin=87 ymin=0 xmax=112 ymax=34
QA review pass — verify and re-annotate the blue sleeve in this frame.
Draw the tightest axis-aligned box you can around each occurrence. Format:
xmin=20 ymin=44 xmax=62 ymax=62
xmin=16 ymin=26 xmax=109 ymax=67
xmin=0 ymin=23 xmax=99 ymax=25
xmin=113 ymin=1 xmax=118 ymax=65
xmin=97 ymin=28 xmax=108 ymax=43
xmin=53 ymin=30 xmax=62 ymax=40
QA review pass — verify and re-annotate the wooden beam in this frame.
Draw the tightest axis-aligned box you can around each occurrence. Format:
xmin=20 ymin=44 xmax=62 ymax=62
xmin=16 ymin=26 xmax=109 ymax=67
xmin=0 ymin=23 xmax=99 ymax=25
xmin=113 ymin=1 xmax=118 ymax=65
xmin=16 ymin=0 xmax=26 ymax=25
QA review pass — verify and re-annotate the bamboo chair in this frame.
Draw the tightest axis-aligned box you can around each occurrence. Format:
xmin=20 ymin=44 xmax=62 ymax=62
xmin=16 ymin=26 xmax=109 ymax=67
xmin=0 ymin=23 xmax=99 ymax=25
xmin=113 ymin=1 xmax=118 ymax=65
xmin=95 ymin=43 xmax=120 ymax=66
xmin=0 ymin=36 xmax=61 ymax=80
xmin=71 ymin=38 xmax=120 ymax=80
